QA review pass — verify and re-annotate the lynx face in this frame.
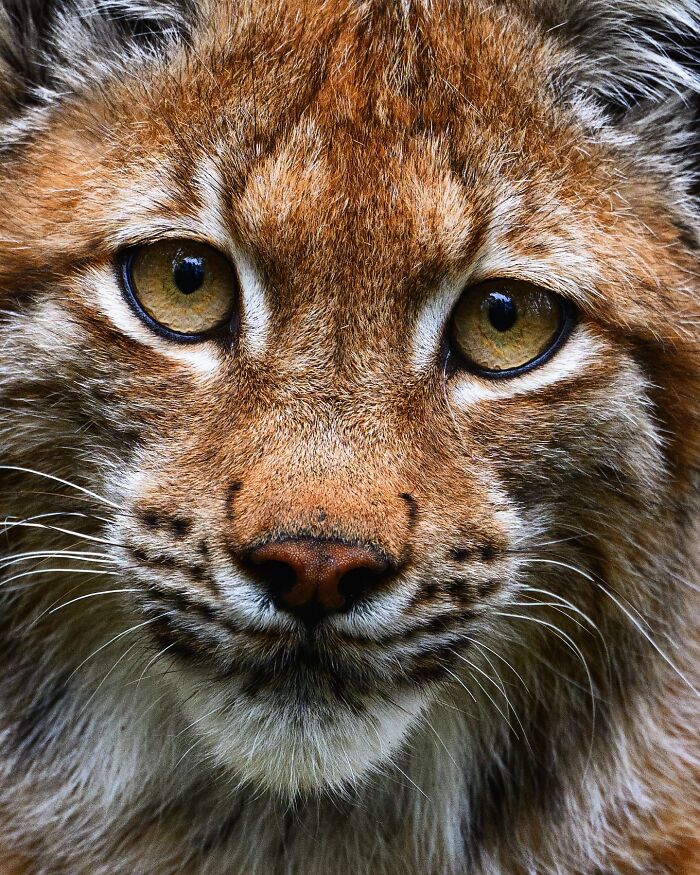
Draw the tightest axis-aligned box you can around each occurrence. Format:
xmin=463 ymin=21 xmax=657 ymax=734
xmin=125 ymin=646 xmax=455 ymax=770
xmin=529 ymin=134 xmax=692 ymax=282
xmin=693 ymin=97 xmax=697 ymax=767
xmin=0 ymin=1 xmax=698 ymax=872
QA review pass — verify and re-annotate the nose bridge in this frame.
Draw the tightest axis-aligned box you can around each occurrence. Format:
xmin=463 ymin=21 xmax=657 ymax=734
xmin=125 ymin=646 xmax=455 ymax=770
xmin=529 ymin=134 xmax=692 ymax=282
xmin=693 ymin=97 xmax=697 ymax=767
xmin=226 ymin=409 xmax=412 ymax=558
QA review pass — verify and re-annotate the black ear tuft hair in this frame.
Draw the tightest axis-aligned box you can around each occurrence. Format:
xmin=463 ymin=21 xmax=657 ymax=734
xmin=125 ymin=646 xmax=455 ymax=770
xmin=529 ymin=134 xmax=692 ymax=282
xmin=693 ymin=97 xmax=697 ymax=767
xmin=0 ymin=0 xmax=195 ymax=121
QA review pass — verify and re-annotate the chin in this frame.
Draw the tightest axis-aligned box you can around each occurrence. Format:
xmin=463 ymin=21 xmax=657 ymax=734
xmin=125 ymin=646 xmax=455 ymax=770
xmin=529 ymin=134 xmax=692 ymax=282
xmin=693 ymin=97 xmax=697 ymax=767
xmin=172 ymin=666 xmax=426 ymax=798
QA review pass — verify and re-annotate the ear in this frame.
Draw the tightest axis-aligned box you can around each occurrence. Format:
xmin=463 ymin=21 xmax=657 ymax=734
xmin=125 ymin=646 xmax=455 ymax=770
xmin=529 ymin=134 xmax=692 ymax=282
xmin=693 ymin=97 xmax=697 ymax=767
xmin=539 ymin=1 xmax=700 ymax=198
xmin=0 ymin=0 xmax=194 ymax=122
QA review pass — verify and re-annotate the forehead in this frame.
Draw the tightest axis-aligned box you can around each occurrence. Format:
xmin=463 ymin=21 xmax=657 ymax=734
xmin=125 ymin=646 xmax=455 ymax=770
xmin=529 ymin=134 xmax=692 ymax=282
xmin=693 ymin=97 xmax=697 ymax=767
xmin=74 ymin=0 xmax=582 ymax=271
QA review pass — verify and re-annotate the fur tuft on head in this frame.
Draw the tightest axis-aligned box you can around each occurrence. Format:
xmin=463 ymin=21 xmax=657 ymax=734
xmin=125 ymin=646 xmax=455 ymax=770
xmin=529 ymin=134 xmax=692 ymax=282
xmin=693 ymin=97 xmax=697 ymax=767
xmin=0 ymin=0 xmax=194 ymax=120
xmin=537 ymin=0 xmax=700 ymax=110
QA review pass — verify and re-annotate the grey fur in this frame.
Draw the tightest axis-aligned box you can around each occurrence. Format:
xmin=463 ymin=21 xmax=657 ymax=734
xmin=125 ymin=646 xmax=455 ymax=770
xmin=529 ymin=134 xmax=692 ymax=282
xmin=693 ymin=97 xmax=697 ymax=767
xmin=0 ymin=0 xmax=194 ymax=118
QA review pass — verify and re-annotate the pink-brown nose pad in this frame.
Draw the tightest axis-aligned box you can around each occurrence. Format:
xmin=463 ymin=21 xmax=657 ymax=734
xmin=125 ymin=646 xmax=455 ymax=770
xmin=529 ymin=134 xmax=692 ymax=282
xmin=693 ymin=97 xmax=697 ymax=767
xmin=245 ymin=538 xmax=390 ymax=628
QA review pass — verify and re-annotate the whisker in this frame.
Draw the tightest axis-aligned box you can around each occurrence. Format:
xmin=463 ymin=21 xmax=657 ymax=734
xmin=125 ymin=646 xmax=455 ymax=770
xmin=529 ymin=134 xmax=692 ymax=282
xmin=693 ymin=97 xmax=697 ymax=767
xmin=0 ymin=465 xmax=121 ymax=510
xmin=134 ymin=641 xmax=180 ymax=689
xmin=595 ymin=582 xmax=699 ymax=697
xmin=67 ymin=616 xmax=170 ymax=683
xmin=0 ymin=566 xmax=120 ymax=588
xmin=1 ymin=511 xmax=113 ymax=531
xmin=494 ymin=610 xmax=598 ymax=775
xmin=516 ymin=585 xmax=598 ymax=630
xmin=175 ymin=703 xmax=232 ymax=739
xmin=0 ymin=490 xmax=133 ymax=520
xmin=78 ymin=638 xmax=145 ymax=718
xmin=451 ymin=652 xmax=523 ymax=742
xmin=369 ymin=721 xmax=432 ymax=803
xmin=47 ymin=589 xmax=141 ymax=614
xmin=0 ymin=520 xmax=127 ymax=549
xmin=441 ymin=664 xmax=477 ymax=705
xmin=0 ymin=550 xmax=114 ymax=571
xmin=494 ymin=611 xmax=597 ymax=703
xmin=509 ymin=600 xmax=591 ymax=636
xmin=173 ymin=734 xmax=207 ymax=772
xmin=467 ymin=637 xmax=532 ymax=696
xmin=414 ymin=709 xmax=459 ymax=768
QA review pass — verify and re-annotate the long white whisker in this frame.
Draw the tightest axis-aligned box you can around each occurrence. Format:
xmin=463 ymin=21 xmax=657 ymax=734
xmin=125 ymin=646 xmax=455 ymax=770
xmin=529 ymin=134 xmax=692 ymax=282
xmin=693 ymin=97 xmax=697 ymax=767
xmin=78 ymin=638 xmax=145 ymax=718
xmin=173 ymin=735 xmax=206 ymax=772
xmin=0 ymin=567 xmax=120 ymax=588
xmin=0 ymin=489 xmax=133 ymax=521
xmin=418 ymin=712 xmax=459 ymax=768
xmin=0 ymin=521 xmax=125 ymax=548
xmin=134 ymin=642 xmax=179 ymax=689
xmin=0 ymin=550 xmax=114 ymax=571
xmin=595 ymin=583 xmax=699 ymax=697
xmin=1 ymin=511 xmax=113 ymax=531
xmin=516 ymin=585 xmax=599 ymax=628
xmin=522 ymin=557 xmax=596 ymax=581
xmin=468 ymin=637 xmax=532 ymax=696
xmin=509 ymin=601 xmax=589 ymax=633
xmin=441 ymin=664 xmax=478 ymax=704
xmin=48 ymin=589 xmax=141 ymax=614
xmin=451 ymin=652 xmax=523 ymax=741
xmin=67 ymin=616 xmax=169 ymax=682
xmin=175 ymin=703 xmax=232 ymax=739
xmin=0 ymin=465 xmax=121 ymax=510
xmin=495 ymin=611 xmax=597 ymax=776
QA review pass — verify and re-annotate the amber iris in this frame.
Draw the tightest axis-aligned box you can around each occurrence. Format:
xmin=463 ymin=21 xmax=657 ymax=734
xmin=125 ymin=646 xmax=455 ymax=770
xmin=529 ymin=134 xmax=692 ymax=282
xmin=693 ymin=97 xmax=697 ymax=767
xmin=124 ymin=240 xmax=238 ymax=337
xmin=450 ymin=280 xmax=569 ymax=375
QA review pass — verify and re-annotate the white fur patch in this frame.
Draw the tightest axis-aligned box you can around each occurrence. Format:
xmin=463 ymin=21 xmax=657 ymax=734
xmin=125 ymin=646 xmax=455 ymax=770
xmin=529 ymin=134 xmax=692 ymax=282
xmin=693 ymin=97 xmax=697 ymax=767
xmin=450 ymin=325 xmax=604 ymax=406
xmin=79 ymin=266 xmax=222 ymax=375
xmin=233 ymin=246 xmax=271 ymax=358
xmin=411 ymin=275 xmax=466 ymax=373
xmin=194 ymin=157 xmax=271 ymax=358
xmin=175 ymin=670 xmax=426 ymax=797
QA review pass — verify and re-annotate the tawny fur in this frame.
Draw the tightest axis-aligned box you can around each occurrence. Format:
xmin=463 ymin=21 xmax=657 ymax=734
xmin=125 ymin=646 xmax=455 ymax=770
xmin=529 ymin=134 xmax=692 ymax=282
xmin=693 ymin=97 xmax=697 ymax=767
xmin=0 ymin=1 xmax=698 ymax=873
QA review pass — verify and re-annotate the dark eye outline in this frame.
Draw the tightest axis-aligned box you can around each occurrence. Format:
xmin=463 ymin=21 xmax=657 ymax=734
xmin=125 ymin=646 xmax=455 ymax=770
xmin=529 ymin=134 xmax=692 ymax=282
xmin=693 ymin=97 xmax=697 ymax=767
xmin=116 ymin=242 xmax=240 ymax=344
xmin=446 ymin=280 xmax=578 ymax=379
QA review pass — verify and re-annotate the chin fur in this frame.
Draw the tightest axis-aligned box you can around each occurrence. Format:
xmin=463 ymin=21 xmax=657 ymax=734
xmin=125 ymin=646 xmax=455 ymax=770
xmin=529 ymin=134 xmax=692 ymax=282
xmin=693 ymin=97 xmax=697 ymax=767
xmin=173 ymin=670 xmax=426 ymax=797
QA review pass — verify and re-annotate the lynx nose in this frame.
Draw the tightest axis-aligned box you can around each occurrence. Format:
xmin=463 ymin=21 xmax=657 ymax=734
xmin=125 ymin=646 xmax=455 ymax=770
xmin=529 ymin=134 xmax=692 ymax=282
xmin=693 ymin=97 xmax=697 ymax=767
xmin=246 ymin=538 xmax=390 ymax=628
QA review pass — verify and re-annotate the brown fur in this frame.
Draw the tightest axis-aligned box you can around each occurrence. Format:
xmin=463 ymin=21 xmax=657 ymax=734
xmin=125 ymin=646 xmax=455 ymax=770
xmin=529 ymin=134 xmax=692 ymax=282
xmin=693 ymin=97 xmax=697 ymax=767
xmin=0 ymin=1 xmax=697 ymax=873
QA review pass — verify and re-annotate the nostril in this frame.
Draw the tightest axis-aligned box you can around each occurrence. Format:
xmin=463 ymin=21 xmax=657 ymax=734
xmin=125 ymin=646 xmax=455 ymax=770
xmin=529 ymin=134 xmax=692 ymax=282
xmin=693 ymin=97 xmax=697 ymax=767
xmin=337 ymin=565 xmax=385 ymax=607
xmin=253 ymin=559 xmax=297 ymax=601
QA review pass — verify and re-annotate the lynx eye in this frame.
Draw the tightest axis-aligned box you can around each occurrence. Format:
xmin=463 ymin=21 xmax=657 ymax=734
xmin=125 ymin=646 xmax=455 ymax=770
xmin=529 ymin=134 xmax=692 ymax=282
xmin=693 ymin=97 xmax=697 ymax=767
xmin=120 ymin=240 xmax=239 ymax=340
xmin=449 ymin=280 xmax=575 ymax=376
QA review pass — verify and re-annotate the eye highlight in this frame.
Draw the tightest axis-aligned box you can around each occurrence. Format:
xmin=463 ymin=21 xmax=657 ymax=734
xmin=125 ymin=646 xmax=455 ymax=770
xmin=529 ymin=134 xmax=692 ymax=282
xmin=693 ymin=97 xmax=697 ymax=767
xmin=449 ymin=280 xmax=575 ymax=377
xmin=120 ymin=240 xmax=239 ymax=341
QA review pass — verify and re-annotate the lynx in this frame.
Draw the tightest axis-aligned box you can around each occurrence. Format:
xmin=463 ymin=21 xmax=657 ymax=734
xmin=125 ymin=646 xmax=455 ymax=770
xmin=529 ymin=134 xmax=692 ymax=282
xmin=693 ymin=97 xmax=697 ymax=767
xmin=0 ymin=1 xmax=698 ymax=872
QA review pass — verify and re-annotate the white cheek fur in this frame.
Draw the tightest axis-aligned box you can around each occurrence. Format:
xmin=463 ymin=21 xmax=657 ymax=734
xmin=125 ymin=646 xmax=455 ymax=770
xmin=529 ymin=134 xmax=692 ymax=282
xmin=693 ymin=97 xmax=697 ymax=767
xmin=450 ymin=325 xmax=604 ymax=406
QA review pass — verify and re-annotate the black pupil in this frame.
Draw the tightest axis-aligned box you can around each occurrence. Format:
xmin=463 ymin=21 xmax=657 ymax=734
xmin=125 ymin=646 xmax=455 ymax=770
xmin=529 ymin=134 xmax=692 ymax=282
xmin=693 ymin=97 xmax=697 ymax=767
xmin=487 ymin=292 xmax=518 ymax=332
xmin=173 ymin=255 xmax=206 ymax=295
